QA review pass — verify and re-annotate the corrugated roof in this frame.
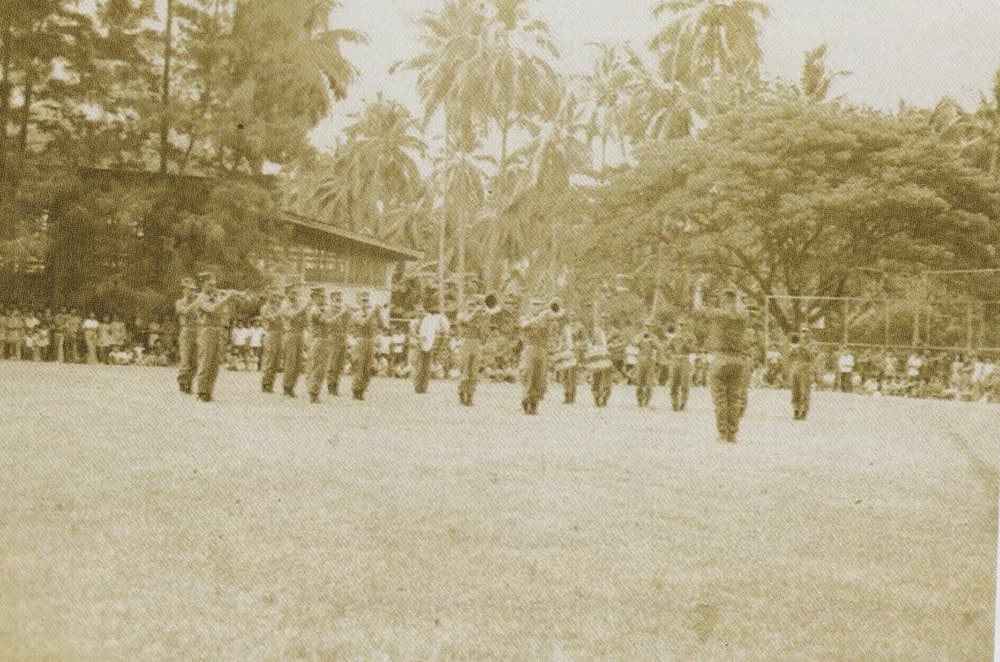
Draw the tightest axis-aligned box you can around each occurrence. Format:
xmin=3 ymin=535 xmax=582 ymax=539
xmin=277 ymin=210 xmax=424 ymax=261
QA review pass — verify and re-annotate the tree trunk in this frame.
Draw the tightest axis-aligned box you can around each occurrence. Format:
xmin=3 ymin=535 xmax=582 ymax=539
xmin=0 ymin=17 xmax=14 ymax=187
xmin=159 ymin=0 xmax=174 ymax=177
xmin=15 ymin=67 xmax=33 ymax=180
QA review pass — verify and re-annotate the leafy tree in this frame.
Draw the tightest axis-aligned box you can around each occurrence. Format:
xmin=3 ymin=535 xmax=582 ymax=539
xmin=798 ymin=44 xmax=849 ymax=103
xmin=596 ymin=97 xmax=1000 ymax=331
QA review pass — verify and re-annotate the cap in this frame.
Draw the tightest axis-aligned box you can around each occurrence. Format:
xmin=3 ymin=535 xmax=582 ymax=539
xmin=310 ymin=286 xmax=325 ymax=296
xmin=530 ymin=298 xmax=544 ymax=306
xmin=799 ymin=324 xmax=810 ymax=332
xmin=329 ymin=290 xmax=343 ymax=301
xmin=196 ymin=271 xmax=215 ymax=283
xmin=181 ymin=278 xmax=197 ymax=290
xmin=721 ymin=285 xmax=738 ymax=296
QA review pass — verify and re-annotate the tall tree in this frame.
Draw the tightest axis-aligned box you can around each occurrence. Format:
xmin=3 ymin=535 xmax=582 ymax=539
xmin=596 ymin=98 xmax=1000 ymax=331
xmin=650 ymin=0 xmax=771 ymax=87
xmin=798 ymin=43 xmax=849 ymax=103
xmin=299 ymin=95 xmax=427 ymax=239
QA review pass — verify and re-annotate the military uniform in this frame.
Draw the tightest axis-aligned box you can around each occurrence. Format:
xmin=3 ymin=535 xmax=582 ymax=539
xmin=259 ymin=294 xmax=283 ymax=393
xmin=193 ymin=275 xmax=234 ymax=402
xmin=520 ymin=304 xmax=554 ymax=414
xmin=587 ymin=324 xmax=613 ymax=407
xmin=554 ymin=323 xmax=578 ymax=405
xmin=788 ymin=331 xmax=816 ymax=420
xmin=175 ymin=281 xmax=200 ymax=393
xmin=705 ymin=295 xmax=750 ymax=442
xmin=305 ymin=290 xmax=332 ymax=403
xmin=64 ymin=312 xmax=82 ymax=363
xmin=664 ymin=327 xmax=697 ymax=411
xmin=633 ymin=328 xmax=660 ymax=407
xmin=457 ymin=307 xmax=491 ymax=406
xmin=325 ymin=299 xmax=351 ymax=395
xmin=280 ymin=290 xmax=309 ymax=397
xmin=351 ymin=296 xmax=384 ymax=400
xmin=6 ymin=312 xmax=24 ymax=360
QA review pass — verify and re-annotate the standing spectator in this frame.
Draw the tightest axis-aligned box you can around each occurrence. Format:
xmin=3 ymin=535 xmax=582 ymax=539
xmin=906 ymin=348 xmax=925 ymax=391
xmin=97 ymin=315 xmax=113 ymax=363
xmin=35 ymin=316 xmax=51 ymax=362
xmin=249 ymin=317 xmax=264 ymax=371
xmin=412 ymin=303 xmax=450 ymax=394
xmin=65 ymin=309 xmax=82 ymax=363
xmin=53 ymin=307 xmax=69 ymax=362
xmin=6 ymin=308 xmax=24 ymax=360
xmin=82 ymin=313 xmax=99 ymax=364
xmin=375 ymin=329 xmax=391 ymax=375
xmin=24 ymin=310 xmax=40 ymax=361
xmin=837 ymin=345 xmax=855 ymax=393
xmin=146 ymin=319 xmax=161 ymax=355
xmin=109 ymin=316 xmax=127 ymax=356
xmin=390 ymin=324 xmax=407 ymax=377
xmin=0 ymin=308 xmax=8 ymax=359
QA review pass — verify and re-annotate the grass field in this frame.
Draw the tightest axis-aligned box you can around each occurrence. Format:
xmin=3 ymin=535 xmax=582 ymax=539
xmin=1 ymin=362 xmax=997 ymax=660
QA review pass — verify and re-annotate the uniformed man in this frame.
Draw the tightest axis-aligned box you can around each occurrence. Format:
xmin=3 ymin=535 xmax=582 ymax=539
xmin=6 ymin=308 xmax=24 ymax=360
xmin=193 ymin=272 xmax=238 ymax=402
xmin=519 ymin=299 xmax=562 ymax=415
xmin=456 ymin=295 xmax=493 ymax=406
xmin=553 ymin=314 xmax=579 ymax=405
xmin=259 ymin=288 xmax=284 ymax=393
xmin=280 ymin=284 xmax=310 ymax=398
xmin=175 ymin=278 xmax=200 ymax=394
xmin=351 ymin=291 xmax=386 ymax=400
xmin=634 ymin=320 xmax=660 ymax=407
xmin=586 ymin=310 xmax=614 ymax=408
xmin=0 ymin=308 xmax=8 ymax=359
xmin=325 ymin=290 xmax=352 ymax=395
xmin=788 ymin=325 xmax=816 ymax=420
xmin=698 ymin=285 xmax=751 ymax=443
xmin=305 ymin=287 xmax=332 ymax=404
xmin=664 ymin=320 xmax=697 ymax=411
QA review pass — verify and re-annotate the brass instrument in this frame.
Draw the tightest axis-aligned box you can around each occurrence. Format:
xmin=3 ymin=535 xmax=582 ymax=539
xmin=483 ymin=292 xmax=502 ymax=314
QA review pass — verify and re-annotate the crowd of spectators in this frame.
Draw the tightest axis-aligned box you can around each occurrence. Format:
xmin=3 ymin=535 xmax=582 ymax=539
xmin=4 ymin=303 xmax=998 ymax=404
xmin=0 ymin=307 xmax=177 ymax=366
xmin=757 ymin=345 xmax=1000 ymax=404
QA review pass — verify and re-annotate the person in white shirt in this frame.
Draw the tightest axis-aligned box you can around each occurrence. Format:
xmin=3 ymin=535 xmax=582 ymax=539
xmin=81 ymin=314 xmax=100 ymax=364
xmin=412 ymin=303 xmax=450 ymax=394
xmin=249 ymin=319 xmax=264 ymax=371
xmin=837 ymin=345 xmax=855 ymax=393
xmin=390 ymin=326 xmax=406 ymax=377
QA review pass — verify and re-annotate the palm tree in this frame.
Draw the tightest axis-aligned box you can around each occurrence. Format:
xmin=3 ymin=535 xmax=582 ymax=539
xmin=483 ymin=0 xmax=560 ymax=190
xmin=620 ymin=47 xmax=696 ymax=144
xmin=798 ymin=44 xmax=850 ymax=103
xmin=650 ymin=0 xmax=771 ymax=87
xmin=307 ymin=95 xmax=427 ymax=237
xmin=579 ymin=42 xmax=632 ymax=176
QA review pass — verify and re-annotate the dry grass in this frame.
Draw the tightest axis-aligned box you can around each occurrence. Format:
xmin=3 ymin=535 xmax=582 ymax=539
xmin=0 ymin=363 xmax=996 ymax=660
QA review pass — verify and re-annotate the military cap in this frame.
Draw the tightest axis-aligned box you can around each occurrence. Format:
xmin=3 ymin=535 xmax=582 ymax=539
xmin=357 ymin=290 xmax=371 ymax=301
xmin=196 ymin=271 xmax=215 ymax=283
xmin=799 ymin=324 xmax=811 ymax=332
xmin=720 ymin=285 xmax=738 ymax=296
xmin=329 ymin=290 xmax=343 ymax=301
xmin=310 ymin=286 xmax=325 ymax=295
xmin=181 ymin=277 xmax=197 ymax=290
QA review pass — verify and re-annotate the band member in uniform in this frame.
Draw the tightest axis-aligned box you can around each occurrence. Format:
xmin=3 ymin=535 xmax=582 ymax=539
xmin=280 ymin=284 xmax=309 ymax=398
xmin=305 ymin=287 xmax=333 ymax=404
xmin=175 ymin=277 xmax=200 ymax=394
xmin=192 ymin=272 xmax=238 ymax=402
xmin=413 ymin=302 xmax=450 ymax=394
xmin=260 ymin=288 xmax=284 ymax=393
xmin=788 ymin=325 xmax=816 ymax=420
xmin=351 ymin=291 xmax=386 ymax=400
xmin=325 ymin=291 xmax=351 ymax=395
xmin=664 ymin=320 xmax=697 ymax=411
xmin=553 ymin=313 xmax=579 ymax=404
xmin=586 ymin=309 xmax=614 ymax=407
xmin=634 ymin=320 xmax=660 ymax=407
xmin=456 ymin=294 xmax=496 ymax=405
xmin=519 ymin=298 xmax=563 ymax=415
xmin=698 ymin=285 xmax=750 ymax=443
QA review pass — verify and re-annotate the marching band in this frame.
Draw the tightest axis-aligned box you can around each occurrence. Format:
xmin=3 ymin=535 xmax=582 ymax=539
xmin=174 ymin=275 xmax=759 ymax=442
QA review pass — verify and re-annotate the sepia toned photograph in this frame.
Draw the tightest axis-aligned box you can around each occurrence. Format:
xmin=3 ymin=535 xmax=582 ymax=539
xmin=1 ymin=0 xmax=998 ymax=659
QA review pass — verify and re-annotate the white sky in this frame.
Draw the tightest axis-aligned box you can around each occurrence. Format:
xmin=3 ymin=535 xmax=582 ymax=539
xmin=310 ymin=0 xmax=1000 ymax=151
